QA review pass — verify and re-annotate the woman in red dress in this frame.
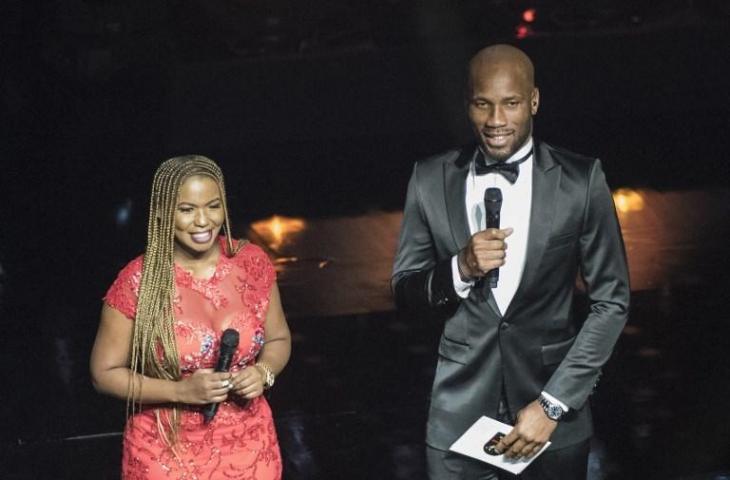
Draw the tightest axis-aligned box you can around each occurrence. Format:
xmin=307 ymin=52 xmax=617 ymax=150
xmin=90 ymin=155 xmax=291 ymax=479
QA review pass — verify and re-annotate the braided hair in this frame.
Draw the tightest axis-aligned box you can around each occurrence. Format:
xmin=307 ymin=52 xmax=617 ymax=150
xmin=130 ymin=155 xmax=239 ymax=445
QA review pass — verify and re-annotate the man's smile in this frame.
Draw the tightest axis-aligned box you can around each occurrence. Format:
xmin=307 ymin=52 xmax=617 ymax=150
xmin=482 ymin=130 xmax=514 ymax=148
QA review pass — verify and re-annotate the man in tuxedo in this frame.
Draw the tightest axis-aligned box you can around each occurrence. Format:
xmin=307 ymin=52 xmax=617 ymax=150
xmin=392 ymin=44 xmax=630 ymax=479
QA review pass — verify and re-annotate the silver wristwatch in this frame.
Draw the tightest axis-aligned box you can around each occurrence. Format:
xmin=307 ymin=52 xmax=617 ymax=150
xmin=538 ymin=394 xmax=565 ymax=421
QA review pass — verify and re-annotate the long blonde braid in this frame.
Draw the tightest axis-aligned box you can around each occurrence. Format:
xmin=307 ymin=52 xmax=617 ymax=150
xmin=129 ymin=155 xmax=240 ymax=446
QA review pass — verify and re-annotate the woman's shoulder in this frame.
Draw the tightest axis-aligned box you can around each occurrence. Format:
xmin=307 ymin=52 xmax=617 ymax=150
xmin=118 ymin=255 xmax=144 ymax=277
xmin=234 ymin=239 xmax=268 ymax=258
xmin=228 ymin=239 xmax=276 ymax=282
xmin=103 ymin=254 xmax=144 ymax=319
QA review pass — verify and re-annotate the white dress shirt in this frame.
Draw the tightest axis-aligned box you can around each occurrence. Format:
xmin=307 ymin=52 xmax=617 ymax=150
xmin=449 ymin=137 xmax=568 ymax=412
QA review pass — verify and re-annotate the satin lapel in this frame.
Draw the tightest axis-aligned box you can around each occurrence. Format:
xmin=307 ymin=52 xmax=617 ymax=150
xmin=505 ymin=141 xmax=560 ymax=316
xmin=443 ymin=147 xmax=473 ymax=253
xmin=443 ymin=146 xmax=502 ymax=316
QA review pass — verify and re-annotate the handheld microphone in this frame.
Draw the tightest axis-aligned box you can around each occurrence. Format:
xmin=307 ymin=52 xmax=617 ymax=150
xmin=202 ymin=328 xmax=240 ymax=423
xmin=484 ymin=187 xmax=503 ymax=289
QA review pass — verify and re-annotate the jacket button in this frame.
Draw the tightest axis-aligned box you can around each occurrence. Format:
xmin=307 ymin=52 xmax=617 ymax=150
xmin=500 ymin=322 xmax=510 ymax=330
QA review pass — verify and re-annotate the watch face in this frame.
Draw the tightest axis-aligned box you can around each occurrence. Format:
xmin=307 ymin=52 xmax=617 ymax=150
xmin=548 ymin=405 xmax=562 ymax=419
xmin=540 ymin=397 xmax=563 ymax=420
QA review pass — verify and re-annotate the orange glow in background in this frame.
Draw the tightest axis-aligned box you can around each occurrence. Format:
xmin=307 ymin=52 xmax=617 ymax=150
xmin=612 ymin=188 xmax=645 ymax=214
xmin=250 ymin=215 xmax=307 ymax=250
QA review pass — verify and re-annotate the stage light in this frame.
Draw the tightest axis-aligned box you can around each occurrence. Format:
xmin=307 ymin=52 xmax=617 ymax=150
xmin=250 ymin=215 xmax=307 ymax=250
xmin=516 ymin=24 xmax=530 ymax=39
xmin=612 ymin=188 xmax=645 ymax=214
xmin=115 ymin=199 xmax=133 ymax=227
xmin=522 ymin=8 xmax=536 ymax=23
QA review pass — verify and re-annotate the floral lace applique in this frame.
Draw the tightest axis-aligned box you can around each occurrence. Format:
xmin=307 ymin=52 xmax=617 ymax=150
xmin=114 ymin=240 xmax=282 ymax=479
xmin=235 ymin=278 xmax=268 ymax=322
xmin=237 ymin=247 xmax=275 ymax=289
xmin=121 ymin=451 xmax=150 ymax=480
xmin=234 ymin=244 xmax=275 ymax=322
xmin=234 ymin=329 xmax=265 ymax=369
xmin=104 ymin=256 xmax=143 ymax=319
xmin=176 ymin=312 xmax=262 ymax=373
xmin=123 ymin=399 xmax=282 ymax=479
xmin=176 ymin=319 xmax=218 ymax=372
xmin=173 ymin=291 xmax=184 ymax=316
xmin=175 ymin=257 xmax=233 ymax=310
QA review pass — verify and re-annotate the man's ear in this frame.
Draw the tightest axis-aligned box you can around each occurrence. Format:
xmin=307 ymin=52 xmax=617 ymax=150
xmin=531 ymin=88 xmax=540 ymax=115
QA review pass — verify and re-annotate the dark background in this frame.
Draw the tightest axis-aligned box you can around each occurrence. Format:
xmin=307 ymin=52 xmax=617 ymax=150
xmin=1 ymin=0 xmax=729 ymax=478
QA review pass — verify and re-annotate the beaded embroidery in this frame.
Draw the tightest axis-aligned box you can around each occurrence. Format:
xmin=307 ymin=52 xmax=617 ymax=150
xmin=105 ymin=239 xmax=281 ymax=479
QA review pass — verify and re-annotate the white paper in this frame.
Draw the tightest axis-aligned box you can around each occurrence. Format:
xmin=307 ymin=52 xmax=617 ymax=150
xmin=448 ymin=416 xmax=552 ymax=475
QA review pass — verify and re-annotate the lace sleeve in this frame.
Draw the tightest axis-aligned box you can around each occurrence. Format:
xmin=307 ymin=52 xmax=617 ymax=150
xmin=103 ymin=256 xmax=143 ymax=320
xmin=238 ymin=243 xmax=277 ymax=294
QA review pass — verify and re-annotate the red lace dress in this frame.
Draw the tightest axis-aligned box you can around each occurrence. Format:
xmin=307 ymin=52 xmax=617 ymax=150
xmin=104 ymin=239 xmax=282 ymax=480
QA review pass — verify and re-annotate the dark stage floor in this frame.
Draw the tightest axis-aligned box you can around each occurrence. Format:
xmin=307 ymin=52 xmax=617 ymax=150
xmin=2 ymin=189 xmax=730 ymax=479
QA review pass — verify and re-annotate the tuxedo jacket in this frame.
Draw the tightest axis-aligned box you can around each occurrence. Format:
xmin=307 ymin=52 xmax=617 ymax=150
xmin=392 ymin=141 xmax=630 ymax=451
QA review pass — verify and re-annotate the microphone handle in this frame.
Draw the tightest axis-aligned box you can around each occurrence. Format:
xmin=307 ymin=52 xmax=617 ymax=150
xmin=486 ymin=212 xmax=500 ymax=288
xmin=202 ymin=398 xmax=219 ymax=423
xmin=202 ymin=351 xmax=235 ymax=423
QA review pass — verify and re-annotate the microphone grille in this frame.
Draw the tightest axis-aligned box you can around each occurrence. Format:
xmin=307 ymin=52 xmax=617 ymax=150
xmin=485 ymin=187 xmax=502 ymax=203
xmin=220 ymin=329 xmax=240 ymax=349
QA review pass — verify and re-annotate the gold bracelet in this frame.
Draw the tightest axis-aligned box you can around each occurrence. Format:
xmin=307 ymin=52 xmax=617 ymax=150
xmin=255 ymin=361 xmax=275 ymax=389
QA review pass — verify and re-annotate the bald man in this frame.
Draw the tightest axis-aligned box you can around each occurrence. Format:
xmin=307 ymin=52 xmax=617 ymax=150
xmin=392 ymin=45 xmax=629 ymax=479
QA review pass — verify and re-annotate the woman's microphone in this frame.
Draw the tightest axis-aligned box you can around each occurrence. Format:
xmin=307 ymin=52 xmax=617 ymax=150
xmin=203 ymin=328 xmax=239 ymax=423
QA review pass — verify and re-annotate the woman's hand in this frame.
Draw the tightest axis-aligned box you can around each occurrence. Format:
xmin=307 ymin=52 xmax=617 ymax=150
xmin=175 ymin=368 xmax=232 ymax=405
xmin=230 ymin=366 xmax=265 ymax=400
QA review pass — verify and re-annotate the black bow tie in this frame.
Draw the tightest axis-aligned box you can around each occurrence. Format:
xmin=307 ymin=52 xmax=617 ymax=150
xmin=475 ymin=148 xmax=533 ymax=184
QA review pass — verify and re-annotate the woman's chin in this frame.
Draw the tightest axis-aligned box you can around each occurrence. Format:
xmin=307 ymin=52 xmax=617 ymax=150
xmin=175 ymin=239 xmax=216 ymax=257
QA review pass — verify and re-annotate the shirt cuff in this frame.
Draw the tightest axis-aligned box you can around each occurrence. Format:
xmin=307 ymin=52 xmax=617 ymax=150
xmin=541 ymin=391 xmax=570 ymax=412
xmin=451 ymin=255 xmax=474 ymax=299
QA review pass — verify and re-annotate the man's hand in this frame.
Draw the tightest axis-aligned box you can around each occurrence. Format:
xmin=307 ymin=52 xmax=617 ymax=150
xmin=496 ymin=399 xmax=557 ymax=459
xmin=457 ymin=228 xmax=514 ymax=281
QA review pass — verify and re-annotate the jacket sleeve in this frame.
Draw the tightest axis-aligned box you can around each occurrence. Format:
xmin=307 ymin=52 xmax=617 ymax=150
xmin=391 ymin=163 xmax=461 ymax=313
xmin=543 ymin=159 xmax=630 ymax=410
